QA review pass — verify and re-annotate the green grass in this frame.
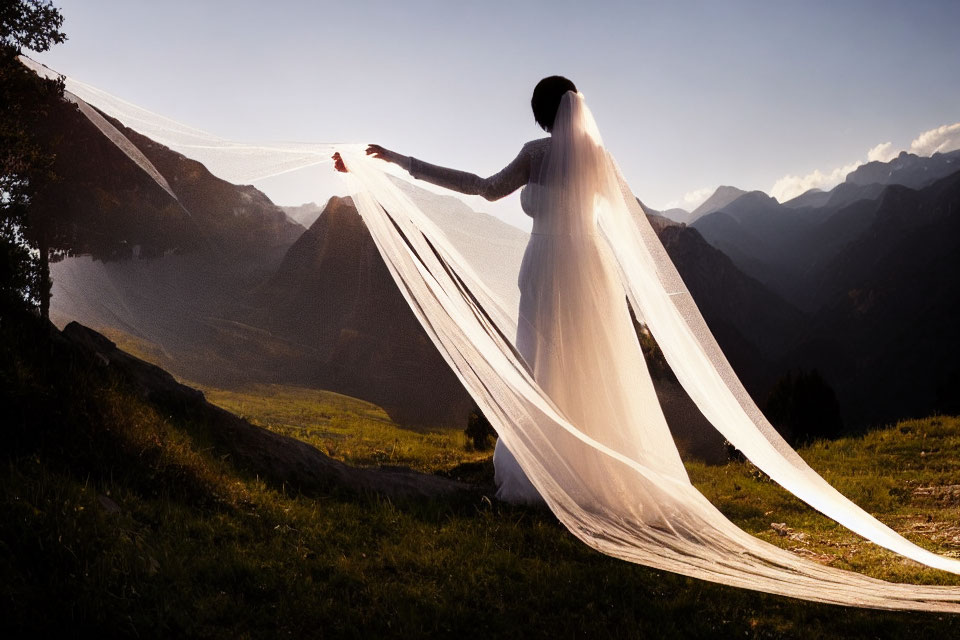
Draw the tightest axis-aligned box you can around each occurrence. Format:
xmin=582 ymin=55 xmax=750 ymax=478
xmin=687 ymin=416 xmax=960 ymax=585
xmin=202 ymin=381 xmax=960 ymax=586
xmin=4 ymin=319 xmax=960 ymax=637
xmin=95 ymin=326 xmax=490 ymax=472
xmin=199 ymin=383 xmax=489 ymax=473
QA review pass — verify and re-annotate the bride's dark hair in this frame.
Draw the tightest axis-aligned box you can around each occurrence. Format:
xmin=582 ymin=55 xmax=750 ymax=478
xmin=532 ymin=76 xmax=577 ymax=132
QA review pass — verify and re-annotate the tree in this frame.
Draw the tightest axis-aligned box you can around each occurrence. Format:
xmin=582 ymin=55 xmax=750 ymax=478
xmin=465 ymin=404 xmax=497 ymax=451
xmin=0 ymin=1 xmax=66 ymax=318
xmin=765 ymin=369 xmax=844 ymax=446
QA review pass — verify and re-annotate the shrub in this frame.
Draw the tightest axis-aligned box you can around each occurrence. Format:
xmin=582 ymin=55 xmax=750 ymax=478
xmin=465 ymin=405 xmax=496 ymax=451
xmin=765 ymin=369 xmax=844 ymax=446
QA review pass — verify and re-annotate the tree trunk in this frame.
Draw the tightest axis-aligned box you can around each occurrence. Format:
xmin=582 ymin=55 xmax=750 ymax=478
xmin=38 ymin=230 xmax=50 ymax=320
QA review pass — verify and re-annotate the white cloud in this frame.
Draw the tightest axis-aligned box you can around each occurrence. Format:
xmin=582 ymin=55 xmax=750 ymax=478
xmin=681 ymin=187 xmax=713 ymax=209
xmin=909 ymin=122 xmax=960 ymax=156
xmin=661 ymin=187 xmax=713 ymax=211
xmin=769 ymin=160 xmax=863 ymax=203
xmin=770 ymin=121 xmax=960 ymax=202
xmin=867 ymin=141 xmax=897 ymax=163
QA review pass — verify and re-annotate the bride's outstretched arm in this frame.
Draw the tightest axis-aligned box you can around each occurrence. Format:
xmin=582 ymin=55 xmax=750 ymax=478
xmin=364 ymin=143 xmax=531 ymax=202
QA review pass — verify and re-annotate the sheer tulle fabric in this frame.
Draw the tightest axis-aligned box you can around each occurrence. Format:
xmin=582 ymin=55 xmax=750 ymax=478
xmin=25 ymin=56 xmax=960 ymax=611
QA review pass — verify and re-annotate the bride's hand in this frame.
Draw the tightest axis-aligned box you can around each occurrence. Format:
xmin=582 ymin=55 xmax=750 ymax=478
xmin=366 ymin=144 xmax=402 ymax=165
xmin=334 ymin=145 xmax=410 ymax=173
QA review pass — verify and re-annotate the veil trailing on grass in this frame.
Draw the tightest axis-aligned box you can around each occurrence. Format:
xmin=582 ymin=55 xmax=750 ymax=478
xmin=21 ymin=56 xmax=960 ymax=611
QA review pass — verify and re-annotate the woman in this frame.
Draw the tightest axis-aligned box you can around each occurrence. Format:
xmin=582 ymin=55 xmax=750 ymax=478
xmin=336 ymin=76 xmax=687 ymax=504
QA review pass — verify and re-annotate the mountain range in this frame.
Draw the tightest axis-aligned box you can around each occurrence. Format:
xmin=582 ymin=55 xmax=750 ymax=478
xmin=786 ymin=171 xmax=960 ymax=425
xmin=662 ymin=150 xmax=960 ymax=425
xmin=42 ymin=100 xmax=801 ymax=457
xmin=687 ymin=150 xmax=960 ymax=309
xmin=41 ymin=93 xmax=960 ymax=446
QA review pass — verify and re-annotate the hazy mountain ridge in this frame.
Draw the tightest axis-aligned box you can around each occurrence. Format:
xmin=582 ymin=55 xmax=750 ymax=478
xmin=846 ymin=149 xmax=960 ymax=189
xmin=32 ymin=97 xmax=191 ymax=260
xmin=785 ymin=171 xmax=960 ymax=425
xmin=45 ymin=96 xmax=802 ymax=442
xmin=253 ymin=194 xmax=805 ymax=458
xmin=32 ymin=95 xmax=304 ymax=263
xmin=282 ymin=202 xmax=325 ymax=228
xmin=657 ymin=207 xmax=694 ymax=224
xmin=43 ymin=96 xmax=959 ymax=434
xmin=44 ymin=98 xmax=311 ymax=392
xmin=684 ymin=152 xmax=960 ymax=425
xmin=691 ymin=185 xmax=749 ymax=218
xmin=781 ymin=188 xmax=830 ymax=209
xmin=658 ymin=225 xmax=804 ymax=365
xmin=692 ymin=153 xmax=960 ymax=308
xmin=247 ymin=196 xmax=474 ymax=425
xmin=98 ymin=110 xmax=305 ymax=254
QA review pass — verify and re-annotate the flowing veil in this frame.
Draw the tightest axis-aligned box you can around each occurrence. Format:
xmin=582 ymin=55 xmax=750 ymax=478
xmin=22 ymin=56 xmax=960 ymax=611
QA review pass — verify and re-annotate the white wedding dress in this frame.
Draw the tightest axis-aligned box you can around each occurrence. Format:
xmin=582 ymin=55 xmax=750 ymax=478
xmin=24 ymin=55 xmax=960 ymax=611
xmin=405 ymin=137 xmax=686 ymax=504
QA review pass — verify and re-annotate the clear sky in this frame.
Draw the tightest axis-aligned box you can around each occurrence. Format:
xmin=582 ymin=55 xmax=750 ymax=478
xmin=34 ymin=0 xmax=960 ymax=228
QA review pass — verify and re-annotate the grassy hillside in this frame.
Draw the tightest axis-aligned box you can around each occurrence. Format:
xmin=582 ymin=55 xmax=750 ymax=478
xmin=200 ymin=384 xmax=489 ymax=474
xmin=2 ymin=317 xmax=959 ymax=638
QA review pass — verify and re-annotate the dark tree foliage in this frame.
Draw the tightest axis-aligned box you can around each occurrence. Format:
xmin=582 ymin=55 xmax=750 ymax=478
xmin=935 ymin=369 xmax=960 ymax=417
xmin=0 ymin=1 xmax=66 ymax=318
xmin=1 ymin=0 xmax=65 ymax=51
xmin=765 ymin=369 xmax=844 ymax=446
xmin=635 ymin=325 xmax=675 ymax=382
xmin=628 ymin=304 xmax=675 ymax=382
xmin=465 ymin=404 xmax=496 ymax=451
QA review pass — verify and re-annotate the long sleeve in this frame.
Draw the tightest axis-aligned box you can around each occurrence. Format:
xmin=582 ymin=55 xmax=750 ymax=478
xmin=408 ymin=143 xmax=533 ymax=202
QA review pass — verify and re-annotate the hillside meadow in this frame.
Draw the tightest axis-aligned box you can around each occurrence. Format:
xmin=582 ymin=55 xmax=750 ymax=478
xmin=2 ymin=320 xmax=959 ymax=638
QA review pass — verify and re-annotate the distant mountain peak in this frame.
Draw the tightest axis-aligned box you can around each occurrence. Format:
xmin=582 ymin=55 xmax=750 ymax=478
xmin=780 ymin=187 xmax=831 ymax=209
xmin=738 ymin=190 xmax=778 ymax=205
xmin=715 ymin=185 xmax=747 ymax=196
xmin=691 ymin=185 xmax=749 ymax=219
xmin=845 ymin=148 xmax=960 ymax=188
xmin=282 ymin=201 xmax=324 ymax=228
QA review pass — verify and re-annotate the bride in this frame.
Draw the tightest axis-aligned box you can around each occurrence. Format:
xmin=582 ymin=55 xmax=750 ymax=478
xmin=336 ymin=76 xmax=684 ymax=504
